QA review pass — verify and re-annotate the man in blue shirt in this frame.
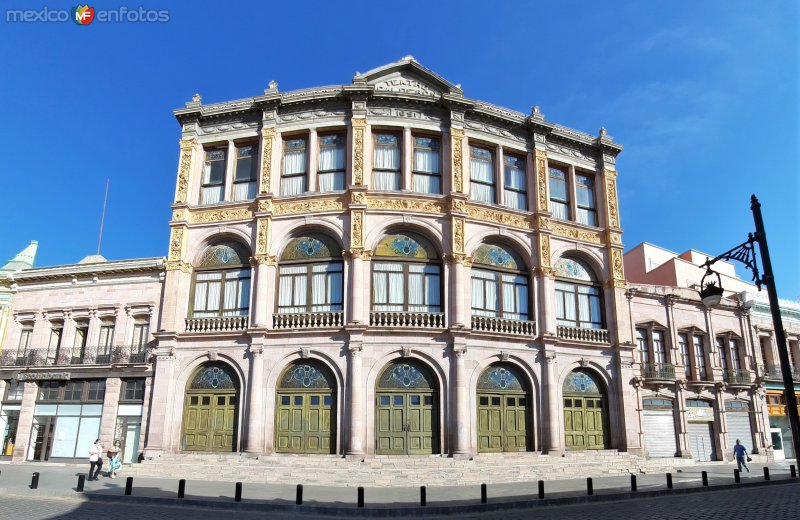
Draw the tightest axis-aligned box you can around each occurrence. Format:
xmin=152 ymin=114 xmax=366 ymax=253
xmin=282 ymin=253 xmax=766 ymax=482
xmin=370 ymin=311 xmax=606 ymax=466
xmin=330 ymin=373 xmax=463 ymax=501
xmin=733 ymin=439 xmax=750 ymax=472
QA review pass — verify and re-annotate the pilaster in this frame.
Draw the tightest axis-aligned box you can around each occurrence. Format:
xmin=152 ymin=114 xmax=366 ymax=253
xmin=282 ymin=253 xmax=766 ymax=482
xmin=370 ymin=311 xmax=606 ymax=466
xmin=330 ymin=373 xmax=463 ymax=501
xmin=99 ymin=378 xmax=122 ymax=445
xmin=245 ymin=345 xmax=265 ymax=453
xmin=12 ymin=381 xmax=38 ymax=461
xmin=346 ymin=338 xmax=365 ymax=456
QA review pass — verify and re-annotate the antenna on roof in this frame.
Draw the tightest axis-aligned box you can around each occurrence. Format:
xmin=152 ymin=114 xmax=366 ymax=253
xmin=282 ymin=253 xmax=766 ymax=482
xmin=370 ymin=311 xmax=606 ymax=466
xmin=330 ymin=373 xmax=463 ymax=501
xmin=97 ymin=178 xmax=110 ymax=256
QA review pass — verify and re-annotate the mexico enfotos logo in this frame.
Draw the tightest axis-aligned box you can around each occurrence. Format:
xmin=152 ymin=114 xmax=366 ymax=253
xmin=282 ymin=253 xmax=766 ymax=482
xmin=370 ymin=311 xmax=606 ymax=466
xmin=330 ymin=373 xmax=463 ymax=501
xmin=6 ymin=5 xmax=170 ymax=24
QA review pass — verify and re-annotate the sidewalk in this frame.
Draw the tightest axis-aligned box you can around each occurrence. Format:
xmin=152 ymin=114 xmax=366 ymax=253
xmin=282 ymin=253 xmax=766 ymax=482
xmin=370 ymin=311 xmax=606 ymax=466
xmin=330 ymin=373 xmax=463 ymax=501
xmin=1 ymin=459 xmax=796 ymax=513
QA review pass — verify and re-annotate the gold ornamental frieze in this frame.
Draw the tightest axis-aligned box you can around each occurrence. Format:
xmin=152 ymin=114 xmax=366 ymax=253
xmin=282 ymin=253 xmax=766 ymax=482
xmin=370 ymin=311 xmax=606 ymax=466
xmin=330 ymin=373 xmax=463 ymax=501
xmin=255 ymin=218 xmax=270 ymax=256
xmin=450 ymin=127 xmax=464 ymax=193
xmin=174 ymin=138 xmax=196 ymax=204
xmin=605 ymin=172 xmax=620 ymax=229
xmin=352 ymin=118 xmax=366 ymax=185
xmin=259 ymin=127 xmax=276 ymax=194
xmin=550 ymin=223 xmax=603 ymax=244
xmin=465 ymin=204 xmax=531 ymax=230
xmin=367 ymin=196 xmax=446 ymax=214
xmin=189 ymin=206 xmax=254 ymax=224
xmin=534 ymin=149 xmax=548 ymax=212
xmin=273 ymin=198 xmax=344 ymax=215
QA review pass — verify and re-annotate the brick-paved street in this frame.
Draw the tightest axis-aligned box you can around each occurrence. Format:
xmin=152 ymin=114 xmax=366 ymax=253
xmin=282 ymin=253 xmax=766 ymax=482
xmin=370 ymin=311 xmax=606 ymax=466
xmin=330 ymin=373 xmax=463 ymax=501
xmin=1 ymin=483 xmax=797 ymax=519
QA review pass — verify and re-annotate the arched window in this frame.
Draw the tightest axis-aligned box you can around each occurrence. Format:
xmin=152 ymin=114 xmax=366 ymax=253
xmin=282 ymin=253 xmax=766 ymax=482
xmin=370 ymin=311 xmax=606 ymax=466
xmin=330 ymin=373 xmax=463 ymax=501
xmin=471 ymin=244 xmax=529 ymax=320
xmin=192 ymin=242 xmax=251 ymax=318
xmin=371 ymin=233 xmax=441 ymax=313
xmin=277 ymin=234 xmax=343 ymax=314
xmin=554 ymin=257 xmax=602 ymax=329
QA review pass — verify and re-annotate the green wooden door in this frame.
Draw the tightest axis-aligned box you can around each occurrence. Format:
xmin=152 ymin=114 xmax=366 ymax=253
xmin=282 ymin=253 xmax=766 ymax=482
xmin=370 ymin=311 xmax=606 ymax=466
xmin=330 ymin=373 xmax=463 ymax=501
xmin=564 ymin=396 xmax=606 ymax=449
xmin=478 ymin=393 xmax=529 ymax=452
xmin=376 ymin=392 xmax=435 ymax=454
xmin=275 ymin=392 xmax=333 ymax=453
xmin=182 ymin=364 xmax=239 ymax=452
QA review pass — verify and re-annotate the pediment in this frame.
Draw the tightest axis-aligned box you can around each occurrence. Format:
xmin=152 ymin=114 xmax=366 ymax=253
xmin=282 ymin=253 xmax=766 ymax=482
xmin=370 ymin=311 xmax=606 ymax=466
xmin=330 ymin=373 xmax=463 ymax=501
xmin=354 ymin=56 xmax=463 ymax=99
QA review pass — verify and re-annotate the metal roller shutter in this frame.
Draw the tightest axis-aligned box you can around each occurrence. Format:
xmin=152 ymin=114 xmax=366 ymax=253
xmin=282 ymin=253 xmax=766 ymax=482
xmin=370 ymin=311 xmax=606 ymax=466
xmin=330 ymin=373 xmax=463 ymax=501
xmin=726 ymin=413 xmax=754 ymax=452
xmin=688 ymin=422 xmax=717 ymax=461
xmin=643 ymin=411 xmax=676 ymax=457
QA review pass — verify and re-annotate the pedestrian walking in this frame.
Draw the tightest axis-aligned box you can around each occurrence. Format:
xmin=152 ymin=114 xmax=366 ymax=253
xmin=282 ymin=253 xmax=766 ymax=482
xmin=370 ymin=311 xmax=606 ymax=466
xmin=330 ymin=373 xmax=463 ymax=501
xmin=733 ymin=439 xmax=750 ymax=473
xmin=88 ymin=439 xmax=103 ymax=481
xmin=107 ymin=440 xmax=122 ymax=478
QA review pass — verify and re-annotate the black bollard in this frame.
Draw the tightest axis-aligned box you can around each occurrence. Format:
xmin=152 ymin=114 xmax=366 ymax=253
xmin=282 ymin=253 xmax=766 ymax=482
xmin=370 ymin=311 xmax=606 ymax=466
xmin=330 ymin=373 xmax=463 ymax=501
xmin=734 ymin=469 xmax=740 ymax=483
xmin=77 ymin=474 xmax=85 ymax=492
xmin=763 ymin=467 xmax=770 ymax=481
xmin=296 ymin=484 xmax=303 ymax=505
xmin=125 ymin=477 xmax=133 ymax=496
xmin=420 ymin=486 xmax=426 ymax=507
xmin=666 ymin=472 xmax=673 ymax=489
xmin=701 ymin=471 xmax=708 ymax=486
xmin=31 ymin=472 xmax=40 ymax=489
xmin=357 ymin=486 xmax=364 ymax=508
xmin=235 ymin=482 xmax=242 ymax=502
xmin=791 ymin=465 xmax=797 ymax=479
xmin=587 ymin=477 xmax=593 ymax=496
xmin=481 ymin=483 xmax=487 ymax=504
xmin=630 ymin=474 xmax=637 ymax=492
xmin=538 ymin=480 xmax=544 ymax=499
xmin=178 ymin=479 xmax=186 ymax=499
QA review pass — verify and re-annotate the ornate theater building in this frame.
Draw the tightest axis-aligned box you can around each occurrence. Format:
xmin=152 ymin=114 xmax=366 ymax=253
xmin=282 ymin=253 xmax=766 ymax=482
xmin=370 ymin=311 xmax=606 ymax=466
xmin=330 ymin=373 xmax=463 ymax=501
xmin=1 ymin=58 xmax=797 ymax=469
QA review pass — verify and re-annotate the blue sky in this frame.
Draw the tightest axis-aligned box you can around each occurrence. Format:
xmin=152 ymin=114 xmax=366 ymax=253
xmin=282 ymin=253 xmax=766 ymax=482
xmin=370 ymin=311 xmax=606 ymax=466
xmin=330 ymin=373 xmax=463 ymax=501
xmin=1 ymin=1 xmax=797 ymax=299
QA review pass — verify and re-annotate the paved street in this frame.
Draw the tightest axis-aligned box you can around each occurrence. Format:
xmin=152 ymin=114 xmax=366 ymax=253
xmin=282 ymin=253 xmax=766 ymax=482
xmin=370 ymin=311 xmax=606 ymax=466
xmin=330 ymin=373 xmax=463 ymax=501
xmin=0 ymin=483 xmax=797 ymax=519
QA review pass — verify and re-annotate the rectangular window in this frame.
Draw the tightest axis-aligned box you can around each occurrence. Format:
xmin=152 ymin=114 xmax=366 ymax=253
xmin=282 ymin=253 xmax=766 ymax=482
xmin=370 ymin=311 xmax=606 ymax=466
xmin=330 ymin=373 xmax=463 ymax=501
xmin=503 ymin=154 xmax=527 ymax=210
xmin=63 ymin=381 xmax=83 ymax=401
xmin=412 ymin=136 xmax=441 ymax=194
xmin=281 ymin=137 xmax=308 ymax=195
xmin=18 ymin=327 xmax=33 ymax=351
xmin=549 ymin=165 xmax=570 ymax=220
xmin=277 ymin=265 xmax=308 ymax=313
xmin=310 ymin=263 xmax=344 ymax=312
xmin=636 ymin=328 xmax=650 ymax=365
xmin=575 ymin=173 xmax=597 ymax=226
xmin=86 ymin=381 xmax=106 ymax=402
xmin=232 ymin=143 xmax=257 ymax=201
xmin=98 ymin=324 xmax=114 ymax=348
xmin=192 ymin=271 xmax=250 ymax=318
xmin=679 ymin=333 xmax=691 ymax=378
xmin=46 ymin=324 xmax=63 ymax=364
xmin=694 ymin=335 xmax=707 ymax=380
xmin=38 ymin=381 xmax=61 ymax=401
xmin=469 ymin=146 xmax=495 ymax=203
xmin=5 ymin=381 xmax=24 ymax=401
xmin=123 ymin=379 xmax=146 ymax=401
xmin=729 ymin=339 xmax=741 ymax=370
xmin=500 ymin=273 xmax=528 ymax=320
xmin=372 ymin=263 xmax=405 ymax=311
xmin=471 ymin=269 xmax=499 ymax=317
xmin=373 ymin=134 xmax=401 ymax=190
xmin=717 ymin=337 xmax=728 ymax=372
xmin=407 ymin=264 xmax=442 ymax=313
xmin=132 ymin=320 xmax=149 ymax=349
xmin=201 ymin=148 xmax=226 ymax=204
xmin=653 ymin=330 xmax=666 ymax=364
xmin=318 ymin=134 xmax=346 ymax=192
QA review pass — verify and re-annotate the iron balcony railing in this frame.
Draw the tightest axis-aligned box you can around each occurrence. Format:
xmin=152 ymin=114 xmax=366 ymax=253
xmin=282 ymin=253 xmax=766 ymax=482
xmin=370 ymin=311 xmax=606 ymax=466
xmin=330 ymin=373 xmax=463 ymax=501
xmin=371 ymin=311 xmax=446 ymax=329
xmin=723 ymin=369 xmax=752 ymax=386
xmin=0 ymin=345 xmax=149 ymax=367
xmin=185 ymin=315 xmax=249 ymax=333
xmin=471 ymin=315 xmax=536 ymax=336
xmin=642 ymin=363 xmax=677 ymax=381
xmin=557 ymin=325 xmax=609 ymax=343
xmin=758 ymin=364 xmax=800 ymax=382
xmin=273 ymin=311 xmax=344 ymax=330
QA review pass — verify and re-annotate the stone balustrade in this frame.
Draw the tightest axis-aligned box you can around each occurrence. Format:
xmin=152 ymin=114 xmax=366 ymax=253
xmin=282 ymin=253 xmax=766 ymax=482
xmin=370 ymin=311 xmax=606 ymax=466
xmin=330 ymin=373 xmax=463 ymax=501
xmin=556 ymin=325 xmax=609 ymax=343
xmin=370 ymin=311 xmax=446 ymax=329
xmin=272 ymin=311 xmax=344 ymax=330
xmin=471 ymin=316 xmax=536 ymax=336
xmin=185 ymin=316 xmax=249 ymax=333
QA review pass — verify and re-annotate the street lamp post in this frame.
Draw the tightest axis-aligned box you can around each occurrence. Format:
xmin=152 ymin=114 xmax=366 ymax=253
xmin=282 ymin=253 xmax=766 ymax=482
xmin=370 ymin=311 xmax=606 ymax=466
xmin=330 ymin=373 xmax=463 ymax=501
xmin=698 ymin=195 xmax=800 ymax=464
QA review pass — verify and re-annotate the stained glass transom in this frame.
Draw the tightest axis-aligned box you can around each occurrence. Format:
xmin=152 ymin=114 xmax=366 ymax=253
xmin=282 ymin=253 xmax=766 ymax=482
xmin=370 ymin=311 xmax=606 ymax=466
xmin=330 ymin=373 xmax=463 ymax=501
xmin=278 ymin=362 xmax=334 ymax=390
xmin=563 ymin=371 xmax=602 ymax=395
xmin=374 ymin=234 xmax=437 ymax=259
xmin=280 ymin=235 xmax=341 ymax=261
xmin=189 ymin=364 xmax=237 ymax=390
xmin=377 ymin=362 xmax=436 ymax=390
xmin=198 ymin=243 xmax=249 ymax=268
xmin=477 ymin=365 xmax=525 ymax=391
xmin=554 ymin=258 xmax=594 ymax=281
xmin=473 ymin=244 xmax=522 ymax=270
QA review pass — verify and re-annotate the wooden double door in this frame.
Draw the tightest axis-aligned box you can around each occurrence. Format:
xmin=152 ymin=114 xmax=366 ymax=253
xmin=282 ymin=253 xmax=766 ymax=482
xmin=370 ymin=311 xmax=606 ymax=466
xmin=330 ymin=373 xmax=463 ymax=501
xmin=182 ymin=392 xmax=237 ymax=451
xmin=375 ymin=391 xmax=437 ymax=454
xmin=275 ymin=391 xmax=334 ymax=453
xmin=563 ymin=395 xmax=607 ymax=449
xmin=477 ymin=393 xmax=530 ymax=452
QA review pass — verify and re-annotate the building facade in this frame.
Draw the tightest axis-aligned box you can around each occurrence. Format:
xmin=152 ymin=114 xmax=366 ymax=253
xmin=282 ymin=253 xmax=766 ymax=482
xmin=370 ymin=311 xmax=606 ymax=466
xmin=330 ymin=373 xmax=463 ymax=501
xmin=1 ymin=59 xmax=796 ymax=466
xmin=0 ymin=241 xmax=38 ymax=349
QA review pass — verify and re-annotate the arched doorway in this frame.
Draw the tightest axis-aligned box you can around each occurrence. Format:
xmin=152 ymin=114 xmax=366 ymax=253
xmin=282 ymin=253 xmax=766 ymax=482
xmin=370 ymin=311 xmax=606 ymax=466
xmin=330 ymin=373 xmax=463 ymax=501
xmin=562 ymin=369 xmax=608 ymax=450
xmin=182 ymin=363 xmax=239 ymax=452
xmin=375 ymin=360 xmax=439 ymax=455
xmin=275 ymin=360 xmax=336 ymax=454
xmin=477 ymin=364 xmax=531 ymax=452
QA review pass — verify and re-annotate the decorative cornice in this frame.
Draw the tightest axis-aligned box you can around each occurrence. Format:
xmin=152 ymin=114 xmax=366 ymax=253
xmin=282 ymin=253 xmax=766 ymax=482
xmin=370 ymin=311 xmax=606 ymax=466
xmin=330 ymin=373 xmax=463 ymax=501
xmin=273 ymin=197 xmax=344 ymax=216
xmin=188 ymin=206 xmax=254 ymax=224
xmin=465 ymin=204 xmax=530 ymax=230
xmin=550 ymin=222 xmax=603 ymax=244
xmin=367 ymin=196 xmax=446 ymax=214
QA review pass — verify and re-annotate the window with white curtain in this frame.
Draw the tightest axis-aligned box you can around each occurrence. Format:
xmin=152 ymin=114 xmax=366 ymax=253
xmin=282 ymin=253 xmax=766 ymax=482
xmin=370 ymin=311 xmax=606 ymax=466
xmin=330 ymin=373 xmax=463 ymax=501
xmin=201 ymin=148 xmax=226 ymax=205
xmin=729 ymin=338 xmax=741 ymax=370
xmin=637 ymin=326 xmax=669 ymax=366
xmin=554 ymin=257 xmax=603 ymax=329
xmin=191 ymin=242 xmax=252 ymax=318
xmin=576 ymin=173 xmax=597 ymax=226
xmin=277 ymin=235 xmax=343 ymax=314
xmin=281 ymin=137 xmax=307 ymax=195
xmin=46 ymin=323 xmax=63 ymax=363
xmin=71 ymin=323 xmax=88 ymax=362
xmin=549 ymin=165 xmax=570 ymax=220
xmin=470 ymin=244 xmax=529 ymax=320
xmin=318 ymin=134 xmax=345 ymax=192
xmin=693 ymin=335 xmax=707 ymax=379
xmin=636 ymin=328 xmax=650 ymax=365
xmin=503 ymin=153 xmax=527 ymax=210
xmin=18 ymin=326 xmax=33 ymax=352
xmin=233 ymin=143 xmax=257 ymax=201
xmin=371 ymin=233 xmax=441 ymax=313
xmin=412 ymin=136 xmax=441 ymax=194
xmin=470 ymin=146 xmax=495 ymax=203
xmin=373 ymin=133 xmax=401 ymax=190
xmin=679 ymin=333 xmax=691 ymax=378
xmin=132 ymin=320 xmax=150 ymax=349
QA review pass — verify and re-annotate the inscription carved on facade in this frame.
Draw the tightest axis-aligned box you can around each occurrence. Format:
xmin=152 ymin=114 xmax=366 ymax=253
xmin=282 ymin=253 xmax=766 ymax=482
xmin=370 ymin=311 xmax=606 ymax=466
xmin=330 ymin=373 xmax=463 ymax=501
xmin=466 ymin=205 xmax=530 ymax=229
xmin=551 ymin=223 xmax=603 ymax=244
xmin=373 ymin=77 xmax=440 ymax=98
xmin=605 ymin=174 xmax=620 ymax=229
xmin=352 ymin=118 xmax=366 ymax=185
xmin=259 ymin=127 xmax=275 ymax=194
xmin=535 ymin=149 xmax=548 ymax=212
xmin=256 ymin=218 xmax=269 ymax=256
xmin=452 ymin=217 xmax=465 ymax=254
xmin=367 ymin=197 xmax=445 ymax=214
xmin=175 ymin=138 xmax=196 ymax=203
xmin=190 ymin=207 xmax=253 ymax=224
xmin=273 ymin=198 xmax=343 ymax=215
xmin=351 ymin=210 xmax=364 ymax=249
xmin=451 ymin=128 xmax=464 ymax=193
xmin=168 ymin=227 xmax=184 ymax=261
